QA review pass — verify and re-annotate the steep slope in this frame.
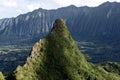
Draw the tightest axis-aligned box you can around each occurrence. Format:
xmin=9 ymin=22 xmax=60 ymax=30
xmin=100 ymin=62 xmax=120 ymax=75
xmin=0 ymin=72 xmax=4 ymax=80
xmin=1 ymin=2 xmax=120 ymax=75
xmin=7 ymin=19 xmax=120 ymax=80
xmin=0 ymin=2 xmax=120 ymax=45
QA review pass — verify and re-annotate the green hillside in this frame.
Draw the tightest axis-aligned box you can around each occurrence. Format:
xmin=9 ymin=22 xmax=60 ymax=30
xmin=100 ymin=62 xmax=120 ymax=75
xmin=0 ymin=72 xmax=4 ymax=80
xmin=6 ymin=19 xmax=120 ymax=80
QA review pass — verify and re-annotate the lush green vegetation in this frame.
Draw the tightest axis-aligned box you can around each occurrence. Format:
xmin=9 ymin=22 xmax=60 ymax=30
xmin=0 ymin=72 xmax=5 ymax=80
xmin=5 ymin=19 xmax=120 ymax=80
xmin=100 ymin=62 xmax=120 ymax=75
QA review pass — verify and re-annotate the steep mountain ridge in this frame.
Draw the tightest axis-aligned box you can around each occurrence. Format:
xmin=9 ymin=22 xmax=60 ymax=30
xmin=0 ymin=2 xmax=120 ymax=44
xmin=6 ymin=19 xmax=120 ymax=80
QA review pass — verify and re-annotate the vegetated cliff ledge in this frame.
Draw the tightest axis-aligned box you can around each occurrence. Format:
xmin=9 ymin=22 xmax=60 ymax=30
xmin=1 ymin=19 xmax=119 ymax=80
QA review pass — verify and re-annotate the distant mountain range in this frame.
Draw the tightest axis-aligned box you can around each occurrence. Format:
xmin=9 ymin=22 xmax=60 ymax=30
xmin=0 ymin=1 xmax=120 ymax=45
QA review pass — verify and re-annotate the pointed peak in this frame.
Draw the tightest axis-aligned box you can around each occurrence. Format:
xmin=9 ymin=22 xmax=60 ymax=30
xmin=99 ymin=1 xmax=119 ymax=7
xmin=58 ymin=5 xmax=77 ymax=10
xmin=55 ymin=18 xmax=65 ymax=23
xmin=68 ymin=5 xmax=77 ymax=8
xmin=99 ymin=1 xmax=111 ymax=7
xmin=53 ymin=18 xmax=65 ymax=27
xmin=8 ymin=18 xmax=120 ymax=80
xmin=51 ymin=18 xmax=66 ymax=32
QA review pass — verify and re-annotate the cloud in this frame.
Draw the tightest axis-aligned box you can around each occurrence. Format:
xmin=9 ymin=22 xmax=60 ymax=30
xmin=54 ymin=0 xmax=120 ymax=7
xmin=0 ymin=0 xmax=17 ymax=7
xmin=27 ymin=4 xmax=37 ymax=11
xmin=55 ymin=0 xmax=82 ymax=6
xmin=16 ymin=9 xmax=23 ymax=13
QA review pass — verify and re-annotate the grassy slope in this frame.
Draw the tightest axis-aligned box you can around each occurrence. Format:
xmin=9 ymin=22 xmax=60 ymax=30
xmin=7 ymin=19 xmax=120 ymax=80
xmin=0 ymin=72 xmax=5 ymax=80
xmin=100 ymin=62 xmax=120 ymax=75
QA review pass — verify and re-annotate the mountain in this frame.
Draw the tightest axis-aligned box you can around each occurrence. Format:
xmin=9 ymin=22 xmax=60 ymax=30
xmin=1 ymin=1 xmax=120 ymax=75
xmin=6 ymin=19 xmax=120 ymax=80
xmin=0 ymin=2 xmax=120 ymax=45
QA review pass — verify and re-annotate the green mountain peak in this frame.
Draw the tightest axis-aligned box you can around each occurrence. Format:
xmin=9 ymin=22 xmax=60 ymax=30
xmin=7 ymin=19 xmax=120 ymax=80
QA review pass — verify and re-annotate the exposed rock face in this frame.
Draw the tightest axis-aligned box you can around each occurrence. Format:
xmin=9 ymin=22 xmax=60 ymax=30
xmin=0 ymin=2 xmax=120 ymax=44
xmin=7 ymin=19 xmax=120 ymax=80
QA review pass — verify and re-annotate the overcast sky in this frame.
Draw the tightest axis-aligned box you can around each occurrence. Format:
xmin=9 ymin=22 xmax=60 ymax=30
xmin=0 ymin=0 xmax=120 ymax=19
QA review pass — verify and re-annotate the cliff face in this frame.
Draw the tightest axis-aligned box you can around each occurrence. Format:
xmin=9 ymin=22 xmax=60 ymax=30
xmin=7 ymin=19 xmax=120 ymax=80
xmin=0 ymin=2 xmax=120 ymax=44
